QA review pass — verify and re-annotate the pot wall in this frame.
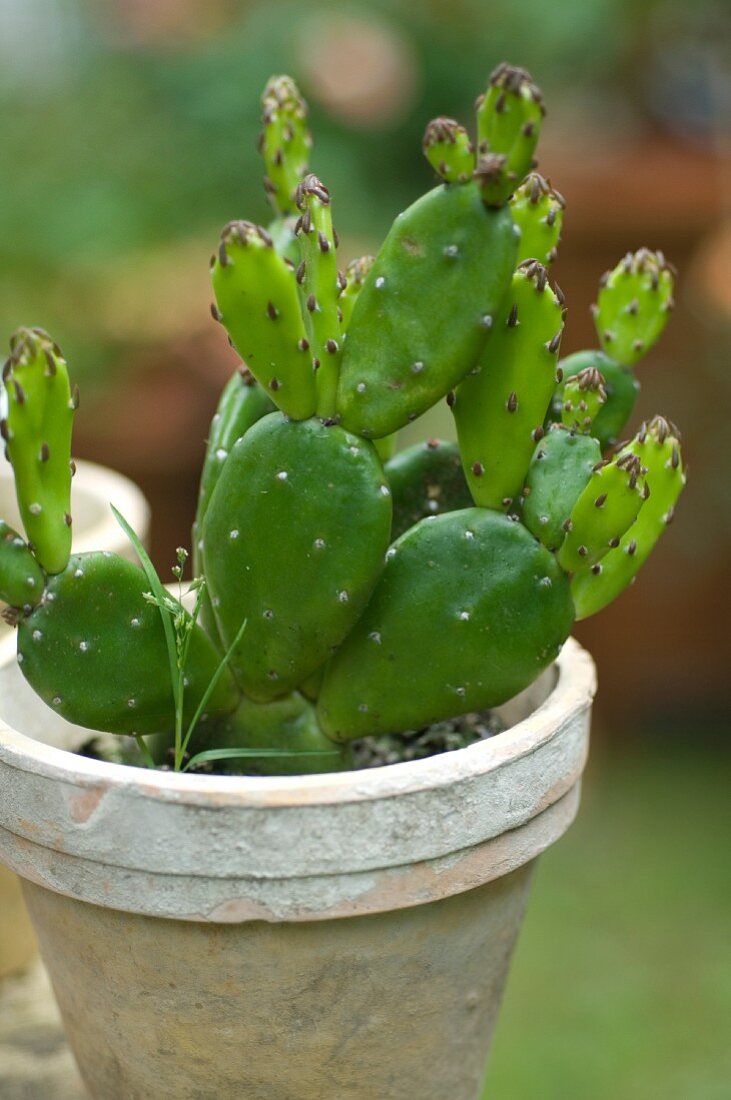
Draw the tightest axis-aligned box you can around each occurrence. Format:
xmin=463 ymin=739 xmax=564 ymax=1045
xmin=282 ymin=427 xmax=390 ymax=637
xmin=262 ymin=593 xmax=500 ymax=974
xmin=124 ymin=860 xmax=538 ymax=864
xmin=0 ymin=637 xmax=595 ymax=1097
xmin=25 ymin=866 xmax=532 ymax=1100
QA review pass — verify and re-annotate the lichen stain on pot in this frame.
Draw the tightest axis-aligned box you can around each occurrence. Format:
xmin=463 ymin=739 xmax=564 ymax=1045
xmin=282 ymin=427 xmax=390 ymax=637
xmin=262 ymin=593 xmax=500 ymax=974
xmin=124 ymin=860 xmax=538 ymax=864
xmin=23 ymin=865 xmax=533 ymax=1100
xmin=67 ymin=785 xmax=107 ymax=824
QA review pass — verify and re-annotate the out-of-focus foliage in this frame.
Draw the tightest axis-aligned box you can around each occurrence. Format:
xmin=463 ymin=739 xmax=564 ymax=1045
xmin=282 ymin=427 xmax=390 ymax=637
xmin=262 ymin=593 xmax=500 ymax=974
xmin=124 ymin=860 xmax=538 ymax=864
xmin=0 ymin=0 xmax=726 ymax=381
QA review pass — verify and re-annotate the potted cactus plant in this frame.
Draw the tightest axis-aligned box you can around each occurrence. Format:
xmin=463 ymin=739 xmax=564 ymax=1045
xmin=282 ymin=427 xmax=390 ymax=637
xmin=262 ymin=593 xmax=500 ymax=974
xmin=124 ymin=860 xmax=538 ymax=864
xmin=0 ymin=66 xmax=684 ymax=1100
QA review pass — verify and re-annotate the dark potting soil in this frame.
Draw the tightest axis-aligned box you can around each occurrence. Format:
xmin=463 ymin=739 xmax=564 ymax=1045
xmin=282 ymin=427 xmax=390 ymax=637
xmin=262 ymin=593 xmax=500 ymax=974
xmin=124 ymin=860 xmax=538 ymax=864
xmin=350 ymin=710 xmax=505 ymax=768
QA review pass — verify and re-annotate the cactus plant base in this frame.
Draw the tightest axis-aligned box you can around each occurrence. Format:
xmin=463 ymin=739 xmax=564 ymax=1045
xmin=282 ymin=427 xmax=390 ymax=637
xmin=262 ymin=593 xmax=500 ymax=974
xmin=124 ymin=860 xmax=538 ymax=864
xmin=0 ymin=634 xmax=595 ymax=1099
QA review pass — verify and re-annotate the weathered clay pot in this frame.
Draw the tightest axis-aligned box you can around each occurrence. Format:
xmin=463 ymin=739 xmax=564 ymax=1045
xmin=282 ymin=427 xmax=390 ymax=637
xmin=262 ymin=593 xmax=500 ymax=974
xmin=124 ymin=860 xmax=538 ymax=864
xmin=0 ymin=458 xmax=149 ymax=979
xmin=0 ymin=637 xmax=595 ymax=1099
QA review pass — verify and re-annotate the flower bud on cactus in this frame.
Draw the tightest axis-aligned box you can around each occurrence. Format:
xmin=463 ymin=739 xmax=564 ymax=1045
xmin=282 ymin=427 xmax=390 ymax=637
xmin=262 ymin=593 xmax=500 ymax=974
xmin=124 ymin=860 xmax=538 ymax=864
xmin=422 ymin=117 xmax=476 ymax=183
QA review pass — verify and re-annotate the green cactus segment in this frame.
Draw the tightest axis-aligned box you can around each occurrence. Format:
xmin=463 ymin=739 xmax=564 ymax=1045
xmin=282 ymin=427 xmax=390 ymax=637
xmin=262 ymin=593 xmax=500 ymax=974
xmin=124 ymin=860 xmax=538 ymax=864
xmin=211 ymin=221 xmax=315 ymax=420
xmin=265 ymin=215 xmax=300 ymax=266
xmin=294 ymin=175 xmax=343 ymax=418
xmin=385 ymin=439 xmax=472 ymax=540
xmin=318 ymin=509 xmax=573 ymax=741
xmin=192 ymin=367 xmax=275 ymax=645
xmin=339 ymin=255 xmax=375 ymax=331
xmin=551 ymin=350 xmax=638 ymax=451
xmin=183 ymin=693 xmax=351 ymax=776
xmin=522 ymin=427 xmax=602 ymax=550
xmin=0 ymin=520 xmax=45 ymax=609
xmin=594 ymin=249 xmax=675 ymax=367
xmin=510 ymin=173 xmax=565 ymax=265
xmin=337 ymin=182 xmax=518 ymax=438
xmin=474 ymin=63 xmax=545 ymax=207
xmin=374 ymin=434 xmax=398 ymax=463
xmin=571 ymin=416 xmax=685 ymax=619
xmin=192 ymin=367 xmax=275 ymax=573
xmin=422 ymin=117 xmax=476 ymax=183
xmin=557 ymin=451 xmax=646 ymax=574
xmin=2 ymin=328 xmax=75 ymax=574
xmin=559 ymin=366 xmax=607 ymax=432
xmin=260 ymin=75 xmax=312 ymax=218
xmin=454 ymin=259 xmax=564 ymax=510
xmin=16 ymin=552 xmax=238 ymax=736
xmin=203 ymin=413 xmax=392 ymax=702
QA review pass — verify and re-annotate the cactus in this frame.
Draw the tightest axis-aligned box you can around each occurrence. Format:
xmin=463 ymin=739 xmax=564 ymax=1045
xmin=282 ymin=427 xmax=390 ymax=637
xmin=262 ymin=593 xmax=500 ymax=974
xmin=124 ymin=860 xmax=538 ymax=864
xmin=422 ymin=118 xmax=475 ymax=183
xmin=453 ymin=259 xmax=565 ymax=510
xmin=522 ymin=367 xmax=607 ymax=551
xmin=571 ymin=416 xmax=685 ymax=619
xmin=475 ymin=63 xmax=545 ymax=206
xmin=0 ymin=69 xmax=685 ymax=773
xmin=1 ymin=328 xmax=75 ymax=573
xmin=385 ymin=439 xmax=472 ymax=540
xmin=294 ymin=175 xmax=343 ymax=418
xmin=551 ymin=250 xmax=676 ymax=450
xmin=0 ymin=521 xmax=45 ymax=613
xmin=510 ymin=173 xmax=565 ymax=265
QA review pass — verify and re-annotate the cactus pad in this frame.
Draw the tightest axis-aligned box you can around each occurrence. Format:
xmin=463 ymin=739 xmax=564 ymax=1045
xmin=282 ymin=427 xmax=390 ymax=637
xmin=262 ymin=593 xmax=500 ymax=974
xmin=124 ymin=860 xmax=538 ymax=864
xmin=385 ymin=439 xmax=472 ymax=540
xmin=454 ymin=259 xmax=564 ymax=509
xmin=337 ymin=181 xmax=518 ymax=438
xmin=17 ymin=552 xmax=238 ymax=735
xmin=260 ymin=75 xmax=312 ymax=218
xmin=572 ymin=417 xmax=685 ymax=618
xmin=211 ymin=221 xmax=316 ymax=420
xmin=510 ymin=173 xmax=565 ymax=265
xmin=318 ymin=509 xmax=573 ymax=740
xmin=422 ymin=117 xmax=476 ymax=183
xmin=522 ymin=427 xmax=602 ymax=551
xmin=594 ymin=249 xmax=675 ymax=367
xmin=203 ymin=412 xmax=392 ymax=701
xmin=0 ymin=520 xmax=45 ymax=610
xmin=474 ymin=63 xmax=545 ymax=206
xmin=2 ymin=328 xmax=75 ymax=573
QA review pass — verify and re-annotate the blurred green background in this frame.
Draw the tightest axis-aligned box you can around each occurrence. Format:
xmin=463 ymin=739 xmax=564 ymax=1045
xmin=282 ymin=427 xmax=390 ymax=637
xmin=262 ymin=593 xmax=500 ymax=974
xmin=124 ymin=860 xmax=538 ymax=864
xmin=0 ymin=0 xmax=729 ymax=1095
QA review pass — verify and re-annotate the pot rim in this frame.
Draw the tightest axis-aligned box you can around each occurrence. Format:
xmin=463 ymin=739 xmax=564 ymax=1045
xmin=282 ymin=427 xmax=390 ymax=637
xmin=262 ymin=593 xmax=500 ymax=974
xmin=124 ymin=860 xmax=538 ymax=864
xmin=0 ymin=456 xmax=149 ymax=563
xmin=0 ymin=637 xmax=594 ymax=808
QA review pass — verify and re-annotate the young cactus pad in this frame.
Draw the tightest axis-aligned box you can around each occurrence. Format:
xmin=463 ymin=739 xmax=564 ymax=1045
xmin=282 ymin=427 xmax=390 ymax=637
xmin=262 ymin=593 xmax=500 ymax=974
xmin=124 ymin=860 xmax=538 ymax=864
xmin=1 ymin=67 xmax=685 ymax=774
xmin=2 ymin=328 xmax=75 ymax=574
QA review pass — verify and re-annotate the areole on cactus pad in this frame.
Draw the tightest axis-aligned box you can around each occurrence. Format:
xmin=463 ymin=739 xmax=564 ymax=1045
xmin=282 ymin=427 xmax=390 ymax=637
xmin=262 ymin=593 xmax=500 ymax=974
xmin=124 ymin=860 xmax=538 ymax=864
xmin=0 ymin=64 xmax=685 ymax=775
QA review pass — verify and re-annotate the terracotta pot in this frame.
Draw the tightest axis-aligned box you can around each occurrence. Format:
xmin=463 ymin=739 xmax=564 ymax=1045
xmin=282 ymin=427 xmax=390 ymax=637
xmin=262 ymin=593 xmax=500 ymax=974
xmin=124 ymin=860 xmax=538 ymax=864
xmin=0 ymin=633 xmax=594 ymax=1098
xmin=0 ymin=458 xmax=149 ymax=980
